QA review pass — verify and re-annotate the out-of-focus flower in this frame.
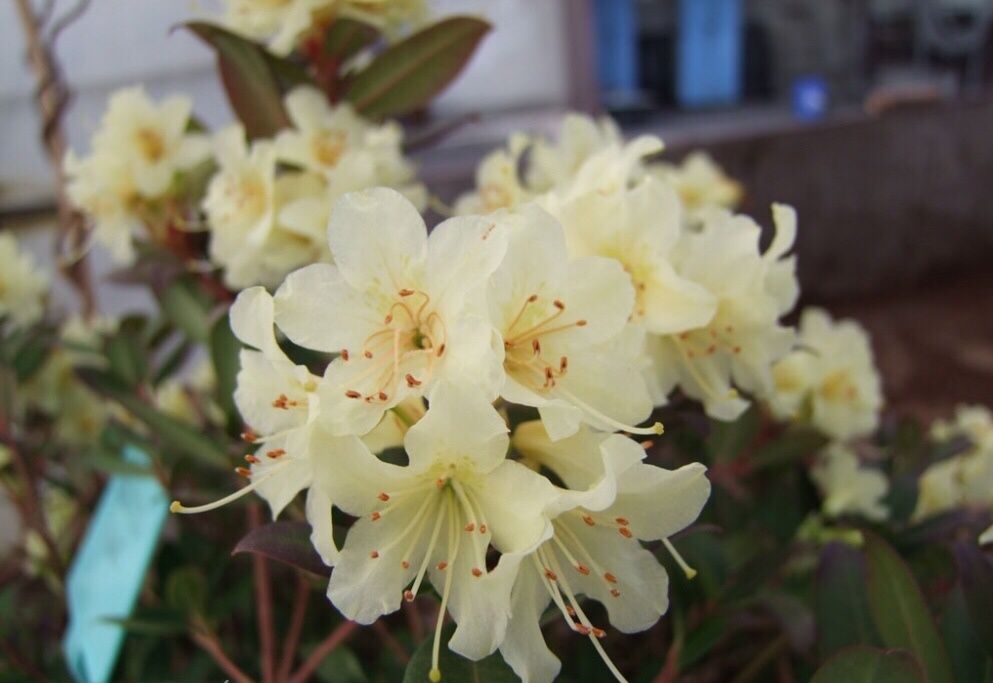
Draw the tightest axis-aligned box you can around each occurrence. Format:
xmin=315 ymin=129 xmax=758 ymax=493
xmin=66 ymin=87 xmax=209 ymax=262
xmin=646 ymin=205 xmax=799 ymax=420
xmin=488 ymin=203 xmax=658 ymax=440
xmin=338 ymin=0 xmax=428 ymax=36
xmin=526 ymin=114 xmax=623 ymax=193
xmin=506 ymin=421 xmax=710 ymax=683
xmin=272 ymin=188 xmax=507 ymax=437
xmin=276 ymin=87 xmax=425 ymax=207
xmin=0 ymin=233 xmax=48 ymax=332
xmin=203 ymin=125 xmax=331 ymax=289
xmin=916 ymin=404 xmax=993 ymax=521
xmin=453 ymin=134 xmax=531 ymax=215
xmin=811 ymin=443 xmax=889 ymax=521
xmin=321 ymin=383 xmax=558 ymax=680
xmin=647 ymin=151 xmax=743 ymax=223
xmin=219 ymin=0 xmax=334 ymax=55
xmin=769 ymin=308 xmax=883 ymax=440
xmin=541 ymin=139 xmax=716 ymax=338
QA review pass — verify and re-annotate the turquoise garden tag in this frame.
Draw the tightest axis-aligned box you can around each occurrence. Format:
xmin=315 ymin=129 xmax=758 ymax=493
xmin=62 ymin=447 xmax=169 ymax=683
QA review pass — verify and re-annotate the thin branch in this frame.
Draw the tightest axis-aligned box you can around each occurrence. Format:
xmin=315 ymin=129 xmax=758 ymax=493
xmin=287 ymin=621 xmax=358 ymax=683
xmin=0 ymin=638 xmax=47 ymax=683
xmin=373 ymin=620 xmax=411 ymax=665
xmin=276 ymin=575 xmax=310 ymax=682
xmin=248 ymin=505 xmax=276 ymax=683
xmin=191 ymin=628 xmax=256 ymax=683
xmin=13 ymin=0 xmax=96 ymax=317
xmin=46 ymin=0 xmax=91 ymax=44
xmin=0 ymin=432 xmax=64 ymax=578
xmin=729 ymin=634 xmax=789 ymax=683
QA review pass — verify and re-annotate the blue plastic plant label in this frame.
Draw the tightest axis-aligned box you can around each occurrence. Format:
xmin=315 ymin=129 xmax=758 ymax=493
xmin=62 ymin=447 xmax=169 ymax=683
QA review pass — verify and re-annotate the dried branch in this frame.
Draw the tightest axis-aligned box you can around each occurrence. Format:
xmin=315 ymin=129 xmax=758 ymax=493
xmin=13 ymin=0 xmax=96 ymax=317
xmin=248 ymin=505 xmax=276 ymax=683
xmin=287 ymin=621 xmax=358 ymax=683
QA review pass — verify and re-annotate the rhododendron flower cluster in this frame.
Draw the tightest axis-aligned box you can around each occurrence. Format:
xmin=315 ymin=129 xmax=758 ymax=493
xmin=169 ymin=111 xmax=821 ymax=681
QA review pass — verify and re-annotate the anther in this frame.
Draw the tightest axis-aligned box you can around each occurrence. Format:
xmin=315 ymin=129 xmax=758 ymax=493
xmin=435 ymin=478 xmax=446 ymax=489
xmin=610 ymin=589 xmax=621 ymax=598
xmin=618 ymin=527 xmax=633 ymax=538
xmin=340 ymin=348 xmax=349 ymax=361
xmin=576 ymin=319 xmax=588 ymax=327
xmin=240 ymin=429 xmax=257 ymax=443
xmin=267 ymin=449 xmax=286 ymax=459
xmin=545 ymin=569 xmax=558 ymax=581
xmin=405 ymin=374 xmax=422 ymax=387
xmin=401 ymin=560 xmax=410 ymax=569
xmin=566 ymin=606 xmax=576 ymax=616
xmin=370 ymin=550 xmax=380 ymax=559
xmin=615 ymin=517 xmax=630 ymax=526
xmin=527 ymin=294 xmax=538 ymax=303
xmin=559 ymin=356 xmax=568 ymax=372
xmin=244 ymin=454 xmax=259 ymax=464
xmin=404 ymin=589 xmax=415 ymax=601
xmin=464 ymin=522 xmax=475 ymax=532
xmin=364 ymin=350 xmax=373 ymax=359
xmin=437 ymin=343 xmax=446 ymax=356
xmin=371 ymin=512 xmax=381 ymax=521
xmin=378 ymin=492 xmax=390 ymax=501
xmin=437 ymin=561 xmax=448 ymax=571
xmin=641 ymin=440 xmax=655 ymax=449
xmin=345 ymin=390 xmax=361 ymax=399
xmin=553 ymin=299 xmax=565 ymax=310
xmin=582 ymin=515 xmax=596 ymax=526
xmin=384 ymin=313 xmax=394 ymax=324
xmin=532 ymin=339 xmax=541 ymax=355
xmin=576 ymin=625 xmax=592 ymax=636
xmin=471 ymin=567 xmax=483 ymax=577
xmin=576 ymin=564 xmax=591 ymax=576
xmin=399 ymin=288 xmax=415 ymax=297
xmin=378 ymin=391 xmax=388 ymax=401
xmin=479 ymin=524 xmax=487 ymax=534
xmin=592 ymin=627 xmax=606 ymax=639
xmin=604 ymin=572 xmax=618 ymax=584
xmin=235 ymin=467 xmax=251 ymax=477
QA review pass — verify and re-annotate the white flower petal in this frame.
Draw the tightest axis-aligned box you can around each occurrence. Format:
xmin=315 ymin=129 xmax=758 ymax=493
xmin=500 ymin=562 xmax=560 ymax=683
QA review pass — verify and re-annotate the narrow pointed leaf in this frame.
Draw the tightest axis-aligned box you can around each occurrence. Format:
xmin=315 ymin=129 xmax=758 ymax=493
xmin=233 ymin=521 xmax=331 ymax=577
xmin=954 ymin=541 xmax=993 ymax=658
xmin=811 ymin=646 xmax=924 ymax=683
xmin=324 ymin=17 xmax=381 ymax=63
xmin=76 ymin=367 xmax=229 ymax=470
xmin=864 ymin=533 xmax=954 ymax=683
xmin=209 ymin=312 xmax=241 ymax=430
xmin=816 ymin=542 xmax=880 ymax=658
xmin=344 ymin=17 xmax=490 ymax=120
xmin=185 ymin=22 xmax=290 ymax=137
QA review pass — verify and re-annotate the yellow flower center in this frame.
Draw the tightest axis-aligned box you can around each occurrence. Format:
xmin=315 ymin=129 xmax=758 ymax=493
xmin=135 ymin=127 xmax=166 ymax=162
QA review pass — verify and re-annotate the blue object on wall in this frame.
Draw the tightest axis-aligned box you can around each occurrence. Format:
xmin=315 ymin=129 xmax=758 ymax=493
xmin=593 ymin=0 xmax=639 ymax=97
xmin=677 ymin=0 xmax=743 ymax=108
xmin=792 ymin=75 xmax=829 ymax=121
xmin=62 ymin=447 xmax=169 ymax=683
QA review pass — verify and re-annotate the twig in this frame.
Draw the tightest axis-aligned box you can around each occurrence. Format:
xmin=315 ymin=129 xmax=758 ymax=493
xmin=652 ymin=638 xmax=682 ymax=683
xmin=248 ymin=505 xmax=276 ymax=683
xmin=0 ymin=638 xmax=47 ymax=683
xmin=276 ymin=575 xmax=311 ymax=682
xmin=373 ymin=620 xmax=411 ymax=665
xmin=192 ymin=628 xmax=256 ymax=683
xmin=729 ymin=634 xmax=789 ymax=683
xmin=287 ymin=621 xmax=358 ymax=683
xmin=0 ymin=432 xmax=64 ymax=578
xmin=13 ymin=0 xmax=96 ymax=317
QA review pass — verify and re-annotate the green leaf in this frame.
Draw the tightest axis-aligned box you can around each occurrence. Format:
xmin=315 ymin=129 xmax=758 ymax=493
xmin=324 ymin=18 xmax=381 ymax=63
xmin=108 ymin=608 xmax=188 ymax=636
xmin=209 ymin=313 xmax=241 ymax=430
xmin=159 ymin=277 xmax=213 ymax=344
xmin=941 ymin=584 xmax=989 ymax=683
xmin=816 ymin=542 xmax=880 ymax=658
xmin=403 ymin=624 xmax=518 ymax=683
xmin=314 ymin=646 xmax=368 ymax=683
xmin=166 ymin=566 xmax=208 ymax=616
xmin=706 ymin=405 xmax=759 ymax=462
xmin=185 ymin=22 xmax=290 ymax=138
xmin=953 ymin=541 xmax=993 ymax=658
xmin=679 ymin=614 xmax=728 ymax=669
xmin=10 ymin=329 xmax=54 ymax=382
xmin=105 ymin=328 xmax=147 ymax=387
xmin=810 ymin=646 xmax=924 ymax=683
xmin=233 ymin=521 xmax=331 ymax=577
xmin=76 ymin=368 xmax=229 ymax=470
xmin=345 ymin=17 xmax=490 ymax=120
xmin=863 ymin=533 xmax=954 ymax=683
xmin=749 ymin=426 xmax=828 ymax=472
